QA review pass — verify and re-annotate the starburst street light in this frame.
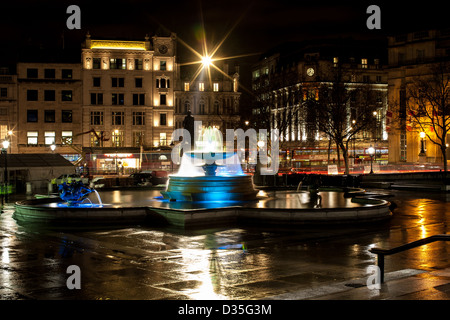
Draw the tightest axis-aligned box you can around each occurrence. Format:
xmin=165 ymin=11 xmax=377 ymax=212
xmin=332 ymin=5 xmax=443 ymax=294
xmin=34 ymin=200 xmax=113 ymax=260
xmin=202 ymin=55 xmax=212 ymax=67
xmin=173 ymin=5 xmax=259 ymax=95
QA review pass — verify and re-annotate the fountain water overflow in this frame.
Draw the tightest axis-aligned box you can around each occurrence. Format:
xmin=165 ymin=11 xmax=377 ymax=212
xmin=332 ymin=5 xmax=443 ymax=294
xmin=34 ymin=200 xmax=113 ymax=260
xmin=161 ymin=126 xmax=258 ymax=202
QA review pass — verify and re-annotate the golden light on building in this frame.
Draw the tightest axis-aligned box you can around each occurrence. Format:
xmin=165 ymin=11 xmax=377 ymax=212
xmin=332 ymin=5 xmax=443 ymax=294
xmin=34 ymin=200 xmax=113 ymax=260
xmin=89 ymin=40 xmax=147 ymax=51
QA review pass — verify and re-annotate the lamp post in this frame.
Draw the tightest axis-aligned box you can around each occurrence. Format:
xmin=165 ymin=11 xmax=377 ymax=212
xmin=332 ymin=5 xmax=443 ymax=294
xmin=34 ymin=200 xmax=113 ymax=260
xmin=114 ymin=129 xmax=119 ymax=175
xmin=50 ymin=144 xmax=56 ymax=153
xmin=2 ymin=139 xmax=9 ymax=202
xmin=419 ymin=131 xmax=426 ymax=154
xmin=368 ymin=146 xmax=375 ymax=174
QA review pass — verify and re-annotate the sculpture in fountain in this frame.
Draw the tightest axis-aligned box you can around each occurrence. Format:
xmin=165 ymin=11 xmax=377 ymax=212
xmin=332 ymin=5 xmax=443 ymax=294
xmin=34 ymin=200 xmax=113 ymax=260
xmin=57 ymin=181 xmax=103 ymax=207
xmin=161 ymin=126 xmax=258 ymax=202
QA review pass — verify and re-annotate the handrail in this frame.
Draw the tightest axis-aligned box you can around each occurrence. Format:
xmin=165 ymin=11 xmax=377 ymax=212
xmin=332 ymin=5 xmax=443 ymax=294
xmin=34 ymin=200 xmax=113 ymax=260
xmin=369 ymin=234 xmax=450 ymax=283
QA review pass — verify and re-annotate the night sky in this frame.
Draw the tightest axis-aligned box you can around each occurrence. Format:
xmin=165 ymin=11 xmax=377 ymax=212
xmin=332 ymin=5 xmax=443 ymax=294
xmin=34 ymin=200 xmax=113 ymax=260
xmin=1 ymin=1 xmax=448 ymax=61
xmin=1 ymin=0 xmax=448 ymax=105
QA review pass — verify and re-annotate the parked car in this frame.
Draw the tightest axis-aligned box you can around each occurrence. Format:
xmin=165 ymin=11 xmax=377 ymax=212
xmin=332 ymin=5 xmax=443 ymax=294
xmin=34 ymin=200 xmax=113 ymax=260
xmin=90 ymin=176 xmax=106 ymax=189
xmin=129 ymin=172 xmax=152 ymax=186
xmin=55 ymin=174 xmax=89 ymax=185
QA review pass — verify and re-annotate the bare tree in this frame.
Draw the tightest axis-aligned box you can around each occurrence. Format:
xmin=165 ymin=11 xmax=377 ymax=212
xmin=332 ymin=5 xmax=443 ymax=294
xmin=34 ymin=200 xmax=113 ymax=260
xmin=407 ymin=61 xmax=450 ymax=172
xmin=308 ymin=67 xmax=382 ymax=174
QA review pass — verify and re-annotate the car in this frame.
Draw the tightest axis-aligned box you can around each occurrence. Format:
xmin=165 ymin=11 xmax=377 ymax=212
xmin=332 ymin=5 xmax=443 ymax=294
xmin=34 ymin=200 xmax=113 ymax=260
xmin=55 ymin=174 xmax=89 ymax=185
xmin=90 ymin=176 xmax=106 ymax=189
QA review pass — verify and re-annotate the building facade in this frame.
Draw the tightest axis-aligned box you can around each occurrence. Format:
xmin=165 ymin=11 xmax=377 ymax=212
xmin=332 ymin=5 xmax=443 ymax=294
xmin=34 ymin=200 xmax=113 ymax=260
xmin=387 ymin=29 xmax=450 ymax=164
xmin=5 ymin=34 xmax=243 ymax=175
xmin=16 ymin=62 xmax=82 ymax=160
xmin=251 ymin=40 xmax=388 ymax=170
xmin=81 ymin=34 xmax=177 ymax=173
xmin=0 ymin=67 xmax=17 ymax=153
xmin=174 ymin=62 xmax=241 ymax=135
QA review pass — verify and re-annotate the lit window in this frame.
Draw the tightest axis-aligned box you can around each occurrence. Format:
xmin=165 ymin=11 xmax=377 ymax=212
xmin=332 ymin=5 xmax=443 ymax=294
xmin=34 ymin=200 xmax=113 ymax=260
xmin=62 ymin=131 xmax=73 ymax=144
xmin=112 ymin=130 xmax=124 ymax=147
xmin=27 ymin=131 xmax=38 ymax=145
xmin=199 ymin=82 xmax=204 ymax=92
xmin=184 ymin=82 xmax=190 ymax=91
xmin=44 ymin=131 xmax=55 ymax=145
xmin=213 ymin=83 xmax=219 ymax=92
xmin=333 ymin=57 xmax=339 ymax=67
xmin=361 ymin=58 xmax=368 ymax=68
xmin=160 ymin=132 xmax=167 ymax=146
xmin=110 ymin=58 xmax=126 ymax=70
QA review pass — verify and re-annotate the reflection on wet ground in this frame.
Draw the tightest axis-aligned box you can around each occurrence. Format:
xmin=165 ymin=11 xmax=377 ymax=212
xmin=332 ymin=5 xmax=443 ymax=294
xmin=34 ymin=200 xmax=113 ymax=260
xmin=37 ymin=189 xmax=370 ymax=210
xmin=1 ymin=189 xmax=449 ymax=300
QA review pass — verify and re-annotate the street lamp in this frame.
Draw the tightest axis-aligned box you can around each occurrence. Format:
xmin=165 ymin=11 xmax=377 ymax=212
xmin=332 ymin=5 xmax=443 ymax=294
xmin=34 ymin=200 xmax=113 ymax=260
xmin=2 ymin=139 xmax=9 ymax=201
xmin=114 ymin=129 xmax=120 ymax=175
xmin=50 ymin=144 xmax=56 ymax=153
xmin=419 ymin=131 xmax=426 ymax=155
xmin=368 ymin=146 xmax=375 ymax=174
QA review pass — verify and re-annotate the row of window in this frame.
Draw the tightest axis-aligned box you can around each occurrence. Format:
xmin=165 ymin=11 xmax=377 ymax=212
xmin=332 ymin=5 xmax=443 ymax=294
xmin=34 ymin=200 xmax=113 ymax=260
xmin=91 ymin=58 xmax=167 ymax=71
xmin=91 ymin=77 xmax=170 ymax=89
xmin=26 ymin=68 xmax=73 ymax=79
xmin=27 ymin=110 xmax=73 ymax=123
xmin=175 ymin=99 xmax=238 ymax=114
xmin=26 ymin=130 xmax=73 ymax=145
xmin=90 ymin=111 xmax=167 ymax=126
xmin=25 ymin=129 xmax=169 ymax=148
xmin=27 ymin=90 xmax=73 ymax=102
xmin=90 ymin=93 xmax=167 ymax=105
xmin=91 ymin=93 xmax=145 ymax=106
xmin=183 ymin=82 xmax=220 ymax=92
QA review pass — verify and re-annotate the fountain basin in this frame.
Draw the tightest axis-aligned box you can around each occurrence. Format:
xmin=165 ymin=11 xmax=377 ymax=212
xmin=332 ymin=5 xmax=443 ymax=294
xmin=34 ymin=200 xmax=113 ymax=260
xmin=13 ymin=197 xmax=151 ymax=228
xmin=161 ymin=175 xmax=258 ymax=202
xmin=13 ymin=189 xmax=392 ymax=229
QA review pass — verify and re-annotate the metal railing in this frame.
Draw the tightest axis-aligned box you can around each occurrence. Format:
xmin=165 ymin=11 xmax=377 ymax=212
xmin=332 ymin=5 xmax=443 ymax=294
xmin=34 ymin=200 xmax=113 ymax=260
xmin=370 ymin=234 xmax=450 ymax=283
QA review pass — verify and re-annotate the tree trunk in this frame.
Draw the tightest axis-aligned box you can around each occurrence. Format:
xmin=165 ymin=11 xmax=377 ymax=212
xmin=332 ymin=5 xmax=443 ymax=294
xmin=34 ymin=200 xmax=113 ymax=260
xmin=336 ymin=141 xmax=341 ymax=169
xmin=442 ymin=145 xmax=448 ymax=173
xmin=327 ymin=138 xmax=331 ymax=163
xmin=343 ymin=140 xmax=350 ymax=175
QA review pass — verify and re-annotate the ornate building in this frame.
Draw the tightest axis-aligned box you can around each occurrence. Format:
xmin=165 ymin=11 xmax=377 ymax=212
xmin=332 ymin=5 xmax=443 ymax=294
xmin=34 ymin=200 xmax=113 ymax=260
xmin=7 ymin=33 xmax=243 ymax=174
xmin=174 ymin=62 xmax=241 ymax=137
xmin=81 ymin=33 xmax=178 ymax=173
xmin=251 ymin=39 xmax=388 ymax=170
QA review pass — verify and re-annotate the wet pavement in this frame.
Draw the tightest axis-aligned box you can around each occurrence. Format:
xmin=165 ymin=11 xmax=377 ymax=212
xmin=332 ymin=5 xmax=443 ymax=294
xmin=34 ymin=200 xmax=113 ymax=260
xmin=1 ymin=188 xmax=450 ymax=300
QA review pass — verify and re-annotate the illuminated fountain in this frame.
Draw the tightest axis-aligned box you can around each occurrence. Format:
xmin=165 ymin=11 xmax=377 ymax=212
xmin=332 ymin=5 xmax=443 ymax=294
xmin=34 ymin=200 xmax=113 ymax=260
xmin=57 ymin=181 xmax=103 ymax=208
xmin=13 ymin=126 xmax=393 ymax=229
xmin=161 ymin=126 xmax=258 ymax=202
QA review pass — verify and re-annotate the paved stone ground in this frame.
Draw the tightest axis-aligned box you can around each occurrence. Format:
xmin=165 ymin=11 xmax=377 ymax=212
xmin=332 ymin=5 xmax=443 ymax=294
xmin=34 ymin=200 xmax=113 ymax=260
xmin=1 ymin=189 xmax=449 ymax=301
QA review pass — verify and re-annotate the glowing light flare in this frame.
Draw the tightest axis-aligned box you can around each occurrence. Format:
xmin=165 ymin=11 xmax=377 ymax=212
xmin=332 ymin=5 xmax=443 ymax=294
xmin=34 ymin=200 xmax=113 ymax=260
xmin=166 ymin=3 xmax=258 ymax=96
xmin=202 ymin=55 xmax=212 ymax=67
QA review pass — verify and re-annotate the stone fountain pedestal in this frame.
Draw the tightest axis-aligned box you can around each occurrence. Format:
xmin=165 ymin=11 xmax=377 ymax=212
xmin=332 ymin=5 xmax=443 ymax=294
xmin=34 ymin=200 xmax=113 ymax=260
xmin=161 ymin=175 xmax=258 ymax=202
